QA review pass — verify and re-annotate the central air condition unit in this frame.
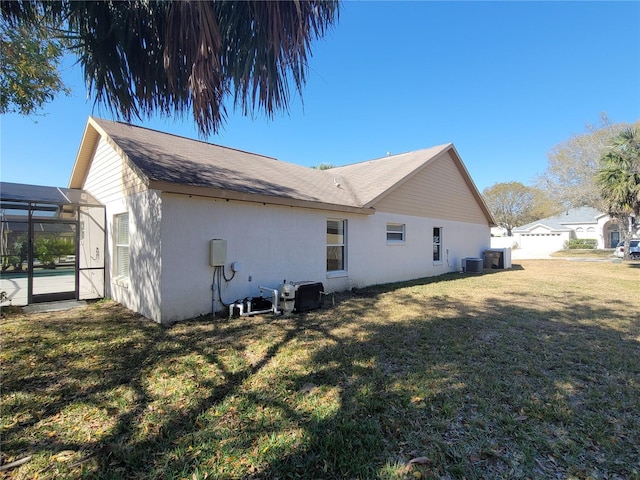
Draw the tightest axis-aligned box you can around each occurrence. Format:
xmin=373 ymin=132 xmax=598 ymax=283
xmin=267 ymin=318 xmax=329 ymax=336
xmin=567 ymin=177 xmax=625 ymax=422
xmin=462 ymin=257 xmax=483 ymax=274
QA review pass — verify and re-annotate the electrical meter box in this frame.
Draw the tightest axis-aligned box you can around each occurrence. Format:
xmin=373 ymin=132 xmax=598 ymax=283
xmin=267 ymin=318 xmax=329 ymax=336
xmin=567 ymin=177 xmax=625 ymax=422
xmin=209 ymin=239 xmax=227 ymax=266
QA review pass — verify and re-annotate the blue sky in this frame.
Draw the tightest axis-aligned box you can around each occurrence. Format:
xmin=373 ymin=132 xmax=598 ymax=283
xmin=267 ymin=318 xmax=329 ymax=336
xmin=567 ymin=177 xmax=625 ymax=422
xmin=1 ymin=1 xmax=639 ymax=193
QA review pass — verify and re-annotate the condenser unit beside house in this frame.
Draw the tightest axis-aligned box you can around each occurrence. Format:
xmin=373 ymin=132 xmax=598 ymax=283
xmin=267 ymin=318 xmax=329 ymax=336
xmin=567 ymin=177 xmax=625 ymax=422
xmin=462 ymin=257 xmax=483 ymax=274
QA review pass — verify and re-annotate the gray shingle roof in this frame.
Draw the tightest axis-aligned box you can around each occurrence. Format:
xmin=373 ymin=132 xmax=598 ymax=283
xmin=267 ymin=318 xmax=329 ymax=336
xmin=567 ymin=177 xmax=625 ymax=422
xmin=513 ymin=206 xmax=603 ymax=232
xmin=87 ymin=118 xmax=487 ymax=219
xmin=94 ymin=118 xmax=363 ymax=208
xmin=327 ymin=145 xmax=452 ymax=206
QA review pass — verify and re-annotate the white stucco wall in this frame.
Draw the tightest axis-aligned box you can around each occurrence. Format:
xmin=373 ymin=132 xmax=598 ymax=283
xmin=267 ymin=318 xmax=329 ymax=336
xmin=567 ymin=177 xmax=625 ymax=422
xmin=125 ymin=189 xmax=162 ymax=321
xmin=346 ymin=211 xmax=490 ymax=288
xmin=158 ymin=194 xmax=491 ymax=323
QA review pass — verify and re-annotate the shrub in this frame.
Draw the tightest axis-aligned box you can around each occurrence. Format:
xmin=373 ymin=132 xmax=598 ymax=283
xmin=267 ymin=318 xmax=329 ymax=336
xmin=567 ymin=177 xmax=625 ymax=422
xmin=564 ymin=238 xmax=598 ymax=249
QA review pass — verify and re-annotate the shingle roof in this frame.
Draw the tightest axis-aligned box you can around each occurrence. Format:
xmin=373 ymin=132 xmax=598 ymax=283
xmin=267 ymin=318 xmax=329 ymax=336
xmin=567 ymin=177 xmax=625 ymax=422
xmin=72 ymin=117 xmax=489 ymax=219
xmin=327 ymin=145 xmax=452 ymax=206
xmin=91 ymin=117 xmax=362 ymax=208
xmin=513 ymin=206 xmax=603 ymax=232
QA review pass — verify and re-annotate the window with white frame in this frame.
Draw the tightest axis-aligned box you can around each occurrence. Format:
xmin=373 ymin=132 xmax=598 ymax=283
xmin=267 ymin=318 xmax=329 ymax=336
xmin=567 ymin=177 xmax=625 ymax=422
xmin=327 ymin=219 xmax=346 ymax=272
xmin=115 ymin=213 xmax=130 ymax=278
xmin=433 ymin=227 xmax=442 ymax=262
xmin=386 ymin=223 xmax=406 ymax=243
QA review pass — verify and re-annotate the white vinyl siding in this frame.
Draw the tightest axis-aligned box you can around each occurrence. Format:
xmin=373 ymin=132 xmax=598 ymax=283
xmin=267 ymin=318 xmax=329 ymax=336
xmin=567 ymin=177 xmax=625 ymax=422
xmin=375 ymin=151 xmax=488 ymax=224
xmin=84 ymin=137 xmax=146 ymax=204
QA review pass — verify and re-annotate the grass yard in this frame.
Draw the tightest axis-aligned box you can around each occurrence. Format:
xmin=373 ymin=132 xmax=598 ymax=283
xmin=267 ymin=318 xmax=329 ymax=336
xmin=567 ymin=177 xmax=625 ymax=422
xmin=550 ymin=249 xmax=618 ymax=259
xmin=1 ymin=259 xmax=639 ymax=479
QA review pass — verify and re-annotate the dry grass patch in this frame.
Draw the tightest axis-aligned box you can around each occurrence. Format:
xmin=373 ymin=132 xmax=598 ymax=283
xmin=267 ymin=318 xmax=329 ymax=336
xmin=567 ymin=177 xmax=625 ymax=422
xmin=1 ymin=259 xmax=639 ymax=479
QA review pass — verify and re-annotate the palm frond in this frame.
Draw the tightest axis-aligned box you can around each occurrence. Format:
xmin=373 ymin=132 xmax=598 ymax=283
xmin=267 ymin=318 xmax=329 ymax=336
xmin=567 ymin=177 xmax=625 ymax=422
xmin=1 ymin=0 xmax=339 ymax=136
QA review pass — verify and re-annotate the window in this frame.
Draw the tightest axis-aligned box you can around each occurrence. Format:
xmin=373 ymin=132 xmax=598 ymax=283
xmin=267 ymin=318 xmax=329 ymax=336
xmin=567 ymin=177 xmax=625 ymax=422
xmin=386 ymin=223 xmax=405 ymax=243
xmin=433 ymin=227 xmax=442 ymax=262
xmin=327 ymin=219 xmax=346 ymax=272
xmin=115 ymin=213 xmax=130 ymax=278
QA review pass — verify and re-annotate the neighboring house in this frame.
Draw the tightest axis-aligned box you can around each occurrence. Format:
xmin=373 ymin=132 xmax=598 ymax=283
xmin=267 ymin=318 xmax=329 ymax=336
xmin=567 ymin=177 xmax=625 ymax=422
xmin=67 ymin=117 xmax=495 ymax=323
xmin=511 ymin=206 xmax=626 ymax=253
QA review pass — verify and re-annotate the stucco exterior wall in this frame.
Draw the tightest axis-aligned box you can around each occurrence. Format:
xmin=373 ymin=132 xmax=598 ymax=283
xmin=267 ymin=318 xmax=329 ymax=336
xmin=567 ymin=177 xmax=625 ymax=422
xmin=159 ymin=194 xmax=491 ymax=323
xmin=81 ymin=135 xmax=491 ymax=324
xmin=345 ymin=212 xmax=490 ymax=288
xmin=160 ymin=194 xmax=325 ymax=322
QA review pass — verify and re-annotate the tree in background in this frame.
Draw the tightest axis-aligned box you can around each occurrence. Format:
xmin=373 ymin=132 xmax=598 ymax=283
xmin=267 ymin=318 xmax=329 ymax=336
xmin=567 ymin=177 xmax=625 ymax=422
xmin=596 ymin=127 xmax=640 ymax=259
xmin=0 ymin=1 xmax=339 ymax=136
xmin=312 ymin=163 xmax=336 ymax=170
xmin=536 ymin=115 xmax=640 ymax=211
xmin=0 ymin=14 xmax=69 ymax=115
xmin=482 ymin=182 xmax=556 ymax=236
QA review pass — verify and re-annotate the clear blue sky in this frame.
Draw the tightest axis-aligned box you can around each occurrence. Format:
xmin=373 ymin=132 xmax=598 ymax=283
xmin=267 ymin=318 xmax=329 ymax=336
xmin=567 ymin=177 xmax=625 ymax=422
xmin=1 ymin=1 xmax=639 ymax=193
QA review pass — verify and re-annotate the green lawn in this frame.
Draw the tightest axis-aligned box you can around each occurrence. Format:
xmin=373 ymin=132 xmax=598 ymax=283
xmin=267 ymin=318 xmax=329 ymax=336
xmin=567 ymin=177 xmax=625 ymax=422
xmin=1 ymin=259 xmax=639 ymax=479
xmin=550 ymin=249 xmax=617 ymax=259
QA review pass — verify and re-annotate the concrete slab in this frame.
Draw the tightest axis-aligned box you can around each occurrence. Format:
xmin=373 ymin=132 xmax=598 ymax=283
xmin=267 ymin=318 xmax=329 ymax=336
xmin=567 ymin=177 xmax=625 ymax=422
xmin=23 ymin=300 xmax=87 ymax=314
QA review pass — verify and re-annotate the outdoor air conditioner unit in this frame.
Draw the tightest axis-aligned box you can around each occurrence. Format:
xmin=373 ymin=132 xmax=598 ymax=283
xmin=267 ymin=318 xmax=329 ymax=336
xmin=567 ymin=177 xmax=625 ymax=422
xmin=462 ymin=257 xmax=483 ymax=274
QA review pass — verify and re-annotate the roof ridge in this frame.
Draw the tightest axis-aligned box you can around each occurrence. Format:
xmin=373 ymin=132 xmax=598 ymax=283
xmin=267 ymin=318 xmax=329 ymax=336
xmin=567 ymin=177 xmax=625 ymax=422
xmin=91 ymin=116 xmax=279 ymax=162
xmin=329 ymin=143 xmax=452 ymax=170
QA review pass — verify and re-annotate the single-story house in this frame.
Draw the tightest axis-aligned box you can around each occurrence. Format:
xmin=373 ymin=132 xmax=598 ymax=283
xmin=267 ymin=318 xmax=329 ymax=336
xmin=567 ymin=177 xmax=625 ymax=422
xmin=62 ymin=117 xmax=495 ymax=323
xmin=511 ymin=206 xmax=626 ymax=253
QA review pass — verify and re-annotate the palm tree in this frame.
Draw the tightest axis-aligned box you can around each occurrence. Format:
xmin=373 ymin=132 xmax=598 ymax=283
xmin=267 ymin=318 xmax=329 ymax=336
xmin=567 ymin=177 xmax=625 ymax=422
xmin=596 ymin=127 xmax=640 ymax=258
xmin=0 ymin=1 xmax=339 ymax=136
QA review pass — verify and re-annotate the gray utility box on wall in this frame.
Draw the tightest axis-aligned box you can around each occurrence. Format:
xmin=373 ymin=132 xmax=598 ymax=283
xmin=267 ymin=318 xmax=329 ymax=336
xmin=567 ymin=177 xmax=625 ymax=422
xmin=209 ymin=239 xmax=227 ymax=266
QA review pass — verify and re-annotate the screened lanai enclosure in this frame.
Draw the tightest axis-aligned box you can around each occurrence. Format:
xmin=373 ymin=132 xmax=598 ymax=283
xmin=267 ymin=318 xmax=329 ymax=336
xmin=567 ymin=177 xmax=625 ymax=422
xmin=0 ymin=182 xmax=105 ymax=306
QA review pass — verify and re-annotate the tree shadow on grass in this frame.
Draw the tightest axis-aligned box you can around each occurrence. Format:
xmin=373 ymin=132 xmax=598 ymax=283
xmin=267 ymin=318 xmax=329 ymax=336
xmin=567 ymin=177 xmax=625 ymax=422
xmin=254 ymin=293 xmax=640 ymax=479
xmin=1 ymin=274 xmax=639 ymax=479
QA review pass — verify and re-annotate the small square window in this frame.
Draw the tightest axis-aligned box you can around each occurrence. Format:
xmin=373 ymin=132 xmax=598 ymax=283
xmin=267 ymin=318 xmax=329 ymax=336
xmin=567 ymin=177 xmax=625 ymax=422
xmin=386 ymin=223 xmax=405 ymax=243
